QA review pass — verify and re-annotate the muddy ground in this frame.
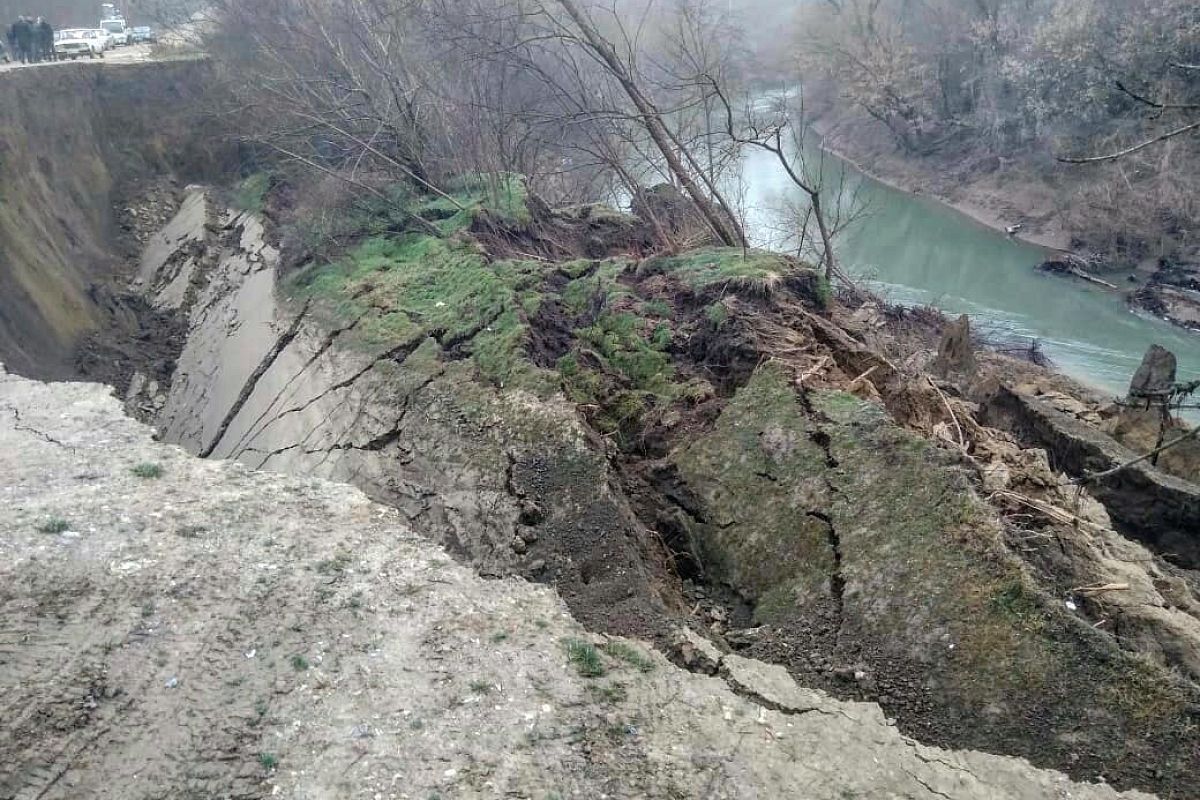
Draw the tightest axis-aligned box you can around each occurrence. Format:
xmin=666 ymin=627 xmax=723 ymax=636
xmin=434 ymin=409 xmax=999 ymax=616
xmin=3 ymin=367 xmax=1162 ymax=800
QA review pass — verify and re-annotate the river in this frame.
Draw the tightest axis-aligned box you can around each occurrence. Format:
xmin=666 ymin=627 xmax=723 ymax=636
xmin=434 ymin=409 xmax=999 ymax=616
xmin=739 ymin=145 xmax=1200 ymax=400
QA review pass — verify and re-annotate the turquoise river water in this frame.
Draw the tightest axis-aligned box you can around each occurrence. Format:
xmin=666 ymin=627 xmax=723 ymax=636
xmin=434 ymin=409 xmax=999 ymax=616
xmin=739 ymin=146 xmax=1200 ymax=399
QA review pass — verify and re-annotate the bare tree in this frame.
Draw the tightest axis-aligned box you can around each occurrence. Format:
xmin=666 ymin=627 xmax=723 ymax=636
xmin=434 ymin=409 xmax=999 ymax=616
xmin=706 ymin=78 xmax=858 ymax=284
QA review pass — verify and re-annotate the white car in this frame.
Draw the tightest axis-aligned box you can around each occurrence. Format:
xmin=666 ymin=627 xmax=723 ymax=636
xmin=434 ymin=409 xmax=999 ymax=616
xmin=100 ymin=18 xmax=129 ymax=46
xmin=54 ymin=28 xmax=106 ymax=59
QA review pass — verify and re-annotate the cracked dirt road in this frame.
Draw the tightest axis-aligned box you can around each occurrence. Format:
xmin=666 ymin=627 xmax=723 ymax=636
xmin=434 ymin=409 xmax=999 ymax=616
xmin=0 ymin=368 xmax=1158 ymax=799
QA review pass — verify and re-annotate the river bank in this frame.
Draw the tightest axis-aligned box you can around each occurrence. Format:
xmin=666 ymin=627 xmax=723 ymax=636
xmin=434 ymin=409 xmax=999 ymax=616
xmin=807 ymin=107 xmax=1200 ymax=338
xmin=809 ymin=113 xmax=1069 ymax=252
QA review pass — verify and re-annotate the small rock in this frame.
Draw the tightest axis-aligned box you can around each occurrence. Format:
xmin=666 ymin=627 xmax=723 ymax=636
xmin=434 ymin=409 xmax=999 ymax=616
xmin=526 ymin=559 xmax=546 ymax=574
xmin=518 ymin=500 xmax=546 ymax=526
xmin=511 ymin=536 xmax=527 ymax=555
xmin=518 ymin=527 xmax=539 ymax=544
xmin=673 ymin=627 xmax=722 ymax=675
xmin=164 ymin=676 xmax=179 ymax=689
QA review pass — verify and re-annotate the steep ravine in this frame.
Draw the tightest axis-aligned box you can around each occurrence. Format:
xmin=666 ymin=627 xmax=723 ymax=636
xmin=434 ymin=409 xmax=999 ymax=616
xmin=0 ymin=59 xmax=230 ymax=380
xmin=113 ymin=184 xmax=1200 ymax=799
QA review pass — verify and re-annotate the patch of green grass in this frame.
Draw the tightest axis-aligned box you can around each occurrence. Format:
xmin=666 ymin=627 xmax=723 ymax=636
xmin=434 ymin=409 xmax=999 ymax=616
xmin=288 ymin=234 xmax=555 ymax=392
xmin=36 ymin=517 xmax=70 ymax=534
xmin=602 ymin=642 xmax=656 ymax=673
xmin=233 ymin=173 xmax=272 ymax=214
xmin=468 ymin=679 xmax=493 ymax=694
xmin=290 ymin=654 xmax=310 ymax=671
xmin=990 ymin=579 xmax=1043 ymax=626
xmin=560 ymin=260 xmax=632 ymax=315
xmin=576 ymin=312 xmax=675 ymax=395
xmin=258 ymin=752 xmax=279 ymax=771
xmin=491 ymin=631 xmax=510 ymax=643
xmin=704 ymin=302 xmax=729 ymax=328
xmin=641 ymin=298 xmax=672 ymax=317
xmin=643 ymin=247 xmax=796 ymax=294
xmin=565 ymin=638 xmax=605 ymax=678
xmin=131 ymin=462 xmax=164 ymax=479
xmin=253 ymin=700 xmax=269 ymax=721
xmin=442 ymin=172 xmax=532 ymax=226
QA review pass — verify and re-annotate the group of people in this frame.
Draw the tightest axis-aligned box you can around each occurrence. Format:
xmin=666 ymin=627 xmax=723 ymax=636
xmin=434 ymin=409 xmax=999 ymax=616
xmin=4 ymin=17 xmax=55 ymax=64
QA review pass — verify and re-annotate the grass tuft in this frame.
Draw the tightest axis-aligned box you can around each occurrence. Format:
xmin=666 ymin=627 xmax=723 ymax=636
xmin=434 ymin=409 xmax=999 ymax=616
xmin=565 ymin=638 xmax=605 ymax=678
xmin=602 ymin=642 xmax=656 ymax=673
xmin=37 ymin=517 xmax=70 ymax=534
xmin=131 ymin=463 xmax=165 ymax=479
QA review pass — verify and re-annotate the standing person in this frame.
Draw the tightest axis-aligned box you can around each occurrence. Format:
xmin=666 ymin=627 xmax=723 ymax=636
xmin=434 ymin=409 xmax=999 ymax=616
xmin=5 ymin=20 xmax=16 ymax=61
xmin=13 ymin=17 xmax=32 ymax=64
xmin=36 ymin=18 xmax=52 ymax=62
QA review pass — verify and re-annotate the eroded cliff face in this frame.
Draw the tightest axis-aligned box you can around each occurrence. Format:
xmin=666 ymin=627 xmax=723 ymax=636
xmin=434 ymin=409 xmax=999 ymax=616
xmin=115 ymin=183 xmax=1200 ymax=799
xmin=0 ymin=60 xmax=226 ymax=378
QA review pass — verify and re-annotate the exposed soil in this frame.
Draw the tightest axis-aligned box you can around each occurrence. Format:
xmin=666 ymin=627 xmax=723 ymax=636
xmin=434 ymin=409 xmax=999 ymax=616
xmin=6 ymin=365 xmax=1157 ymax=799
xmin=27 ymin=173 xmax=1200 ymax=799
xmin=73 ymin=289 xmax=187 ymax=398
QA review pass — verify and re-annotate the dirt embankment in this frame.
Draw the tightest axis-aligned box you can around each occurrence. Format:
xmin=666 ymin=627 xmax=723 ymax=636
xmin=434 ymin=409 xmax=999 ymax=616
xmin=2 ymin=366 xmax=1160 ymax=800
xmin=0 ymin=59 xmax=230 ymax=380
xmin=107 ymin=176 xmax=1200 ymax=799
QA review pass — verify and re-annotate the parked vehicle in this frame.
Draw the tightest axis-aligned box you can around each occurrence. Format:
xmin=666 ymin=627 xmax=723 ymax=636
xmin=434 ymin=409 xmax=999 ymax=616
xmin=54 ymin=28 xmax=105 ymax=58
xmin=130 ymin=26 xmax=155 ymax=44
xmin=100 ymin=17 xmax=128 ymax=46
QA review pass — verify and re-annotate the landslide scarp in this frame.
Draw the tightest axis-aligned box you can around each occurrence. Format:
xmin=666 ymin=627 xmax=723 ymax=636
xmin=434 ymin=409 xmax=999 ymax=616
xmin=109 ymin=174 xmax=1200 ymax=798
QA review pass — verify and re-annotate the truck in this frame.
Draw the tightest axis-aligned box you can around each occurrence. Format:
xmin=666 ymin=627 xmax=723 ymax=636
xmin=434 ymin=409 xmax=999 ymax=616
xmin=100 ymin=16 xmax=129 ymax=46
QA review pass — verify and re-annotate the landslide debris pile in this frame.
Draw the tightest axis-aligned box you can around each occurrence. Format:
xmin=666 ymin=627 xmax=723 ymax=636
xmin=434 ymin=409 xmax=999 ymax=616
xmin=0 ymin=369 xmax=1159 ymax=800
xmin=79 ymin=175 xmax=1200 ymax=798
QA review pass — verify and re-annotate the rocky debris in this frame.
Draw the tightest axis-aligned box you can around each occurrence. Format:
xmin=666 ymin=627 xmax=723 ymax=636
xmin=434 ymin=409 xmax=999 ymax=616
xmin=1037 ymin=257 xmax=1119 ymax=288
xmin=1103 ymin=407 xmax=1200 ymax=482
xmin=1130 ymin=280 xmax=1200 ymax=333
xmin=720 ymin=655 xmax=841 ymax=717
xmin=1129 ymin=344 xmax=1178 ymax=401
xmin=117 ymin=179 xmax=183 ymax=253
xmin=673 ymin=627 xmax=724 ymax=674
xmin=0 ymin=367 xmax=1158 ymax=800
xmin=981 ymin=383 xmax=1200 ymax=568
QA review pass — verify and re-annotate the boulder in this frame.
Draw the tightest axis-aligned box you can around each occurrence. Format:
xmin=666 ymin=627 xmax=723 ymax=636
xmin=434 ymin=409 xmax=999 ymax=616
xmin=1129 ymin=344 xmax=1177 ymax=402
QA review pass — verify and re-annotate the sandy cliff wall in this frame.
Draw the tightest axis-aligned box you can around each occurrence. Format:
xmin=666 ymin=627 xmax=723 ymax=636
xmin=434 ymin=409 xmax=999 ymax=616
xmin=0 ymin=59 xmax=227 ymax=378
